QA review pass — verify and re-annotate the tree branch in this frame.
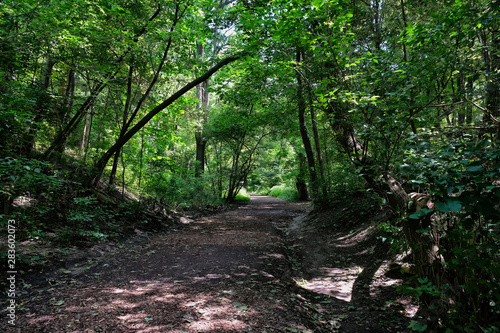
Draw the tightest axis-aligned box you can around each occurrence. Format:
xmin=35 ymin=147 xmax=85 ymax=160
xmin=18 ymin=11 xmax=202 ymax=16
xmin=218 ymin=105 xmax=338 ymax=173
xmin=470 ymin=100 xmax=500 ymax=124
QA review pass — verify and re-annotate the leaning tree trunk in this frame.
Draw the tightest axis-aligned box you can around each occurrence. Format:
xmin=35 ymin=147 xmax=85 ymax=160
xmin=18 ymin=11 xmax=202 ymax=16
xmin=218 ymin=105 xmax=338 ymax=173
xmin=91 ymin=52 xmax=248 ymax=186
xmin=383 ymin=174 xmax=440 ymax=279
xmin=326 ymin=99 xmax=441 ymax=281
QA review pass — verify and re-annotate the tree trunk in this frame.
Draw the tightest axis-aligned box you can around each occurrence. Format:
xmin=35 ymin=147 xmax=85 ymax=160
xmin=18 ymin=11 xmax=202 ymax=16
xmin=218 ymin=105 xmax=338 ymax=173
xmin=296 ymin=48 xmax=318 ymax=198
xmin=109 ymin=150 xmax=121 ymax=185
xmin=110 ymin=64 xmax=134 ymax=184
xmin=195 ymin=129 xmax=206 ymax=177
xmin=456 ymin=74 xmax=466 ymax=125
xmin=308 ymin=86 xmax=327 ymax=199
xmin=296 ymin=153 xmax=309 ymax=200
xmin=194 ymin=79 xmax=209 ymax=177
xmin=194 ymin=40 xmax=210 ymax=177
xmin=83 ymin=108 xmax=93 ymax=163
xmin=59 ymin=68 xmax=76 ymax=129
xmin=484 ymin=26 xmax=500 ymax=138
xmin=138 ymin=130 xmax=144 ymax=187
xmin=79 ymin=113 xmax=88 ymax=156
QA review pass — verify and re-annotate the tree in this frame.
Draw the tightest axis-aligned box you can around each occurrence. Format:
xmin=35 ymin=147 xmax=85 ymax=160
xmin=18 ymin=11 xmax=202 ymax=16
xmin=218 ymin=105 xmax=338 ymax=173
xmin=92 ymin=52 xmax=248 ymax=185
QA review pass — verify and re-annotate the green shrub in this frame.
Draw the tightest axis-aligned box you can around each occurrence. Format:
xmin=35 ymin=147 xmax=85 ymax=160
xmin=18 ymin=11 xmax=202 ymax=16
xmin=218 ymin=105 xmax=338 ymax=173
xmin=0 ymin=157 xmax=66 ymax=201
xmin=234 ymin=188 xmax=251 ymax=202
xmin=398 ymin=138 xmax=500 ymax=331
xmin=145 ymin=172 xmax=223 ymax=209
xmin=268 ymin=184 xmax=299 ymax=201
xmin=57 ymin=195 xmax=117 ymax=244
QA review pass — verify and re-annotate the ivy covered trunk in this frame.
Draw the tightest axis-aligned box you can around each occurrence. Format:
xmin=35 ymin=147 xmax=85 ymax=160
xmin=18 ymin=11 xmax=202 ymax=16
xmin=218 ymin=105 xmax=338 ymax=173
xmin=383 ymin=174 xmax=441 ymax=280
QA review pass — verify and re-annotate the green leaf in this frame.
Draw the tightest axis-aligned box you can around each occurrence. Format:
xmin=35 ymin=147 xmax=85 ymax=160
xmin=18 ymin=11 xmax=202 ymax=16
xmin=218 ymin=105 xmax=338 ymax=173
xmin=434 ymin=202 xmax=448 ymax=212
xmin=466 ymin=165 xmax=483 ymax=172
xmin=434 ymin=199 xmax=461 ymax=213
xmin=446 ymin=199 xmax=462 ymax=212
xmin=409 ymin=208 xmax=433 ymax=219
xmin=409 ymin=320 xmax=428 ymax=332
xmin=312 ymin=0 xmax=324 ymax=9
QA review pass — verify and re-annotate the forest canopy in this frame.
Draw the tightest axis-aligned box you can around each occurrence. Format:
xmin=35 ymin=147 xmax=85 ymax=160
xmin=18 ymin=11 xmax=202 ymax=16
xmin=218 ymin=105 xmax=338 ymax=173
xmin=1 ymin=0 xmax=499 ymax=331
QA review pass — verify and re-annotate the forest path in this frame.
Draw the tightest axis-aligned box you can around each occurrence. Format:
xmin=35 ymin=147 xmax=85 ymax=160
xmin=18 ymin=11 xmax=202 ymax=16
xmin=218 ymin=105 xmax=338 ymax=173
xmin=5 ymin=195 xmax=317 ymax=333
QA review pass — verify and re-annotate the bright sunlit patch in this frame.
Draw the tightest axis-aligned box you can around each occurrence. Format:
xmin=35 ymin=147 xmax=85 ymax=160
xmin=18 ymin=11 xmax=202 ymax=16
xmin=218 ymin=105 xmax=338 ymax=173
xmin=108 ymin=299 xmax=138 ymax=309
xmin=335 ymin=225 xmax=377 ymax=246
xmin=109 ymin=288 xmax=126 ymax=293
xmin=300 ymin=276 xmax=355 ymax=302
xmin=128 ymin=280 xmax=161 ymax=284
xmin=370 ymin=261 xmax=406 ymax=294
xmin=28 ymin=315 xmax=54 ymax=324
xmin=117 ymin=312 xmax=148 ymax=323
xmin=371 ymin=261 xmax=419 ymax=317
xmin=185 ymin=300 xmax=206 ymax=307
xmin=12 ymin=195 xmax=35 ymax=207
xmin=297 ymin=266 xmax=361 ymax=302
xmin=150 ymin=292 xmax=188 ymax=303
xmin=188 ymin=318 xmax=248 ymax=331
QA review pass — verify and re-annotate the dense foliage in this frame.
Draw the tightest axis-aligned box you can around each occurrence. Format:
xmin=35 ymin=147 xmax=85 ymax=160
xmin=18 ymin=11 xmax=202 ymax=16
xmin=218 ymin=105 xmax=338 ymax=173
xmin=1 ymin=0 xmax=499 ymax=331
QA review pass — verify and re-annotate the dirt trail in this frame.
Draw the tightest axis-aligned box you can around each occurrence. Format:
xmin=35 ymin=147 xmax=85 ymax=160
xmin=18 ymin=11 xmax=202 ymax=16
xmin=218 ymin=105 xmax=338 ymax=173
xmin=3 ymin=195 xmax=314 ymax=333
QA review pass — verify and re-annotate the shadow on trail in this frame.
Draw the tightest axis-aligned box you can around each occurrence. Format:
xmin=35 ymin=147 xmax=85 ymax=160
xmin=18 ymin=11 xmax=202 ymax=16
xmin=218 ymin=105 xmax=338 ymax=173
xmin=286 ymin=202 xmax=416 ymax=333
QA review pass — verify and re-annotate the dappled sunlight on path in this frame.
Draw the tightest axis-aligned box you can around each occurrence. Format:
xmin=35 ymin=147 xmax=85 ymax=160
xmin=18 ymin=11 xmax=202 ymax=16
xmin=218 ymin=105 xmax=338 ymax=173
xmin=4 ymin=195 xmax=312 ymax=333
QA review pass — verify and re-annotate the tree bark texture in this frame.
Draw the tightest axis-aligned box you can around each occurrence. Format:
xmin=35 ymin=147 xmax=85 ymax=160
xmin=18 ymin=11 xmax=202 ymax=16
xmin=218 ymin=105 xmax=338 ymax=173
xmin=308 ymin=86 xmax=327 ymax=199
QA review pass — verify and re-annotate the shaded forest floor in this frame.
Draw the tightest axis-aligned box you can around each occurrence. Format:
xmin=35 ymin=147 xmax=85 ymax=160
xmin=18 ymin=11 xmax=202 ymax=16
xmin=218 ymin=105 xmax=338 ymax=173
xmin=1 ymin=194 xmax=417 ymax=332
